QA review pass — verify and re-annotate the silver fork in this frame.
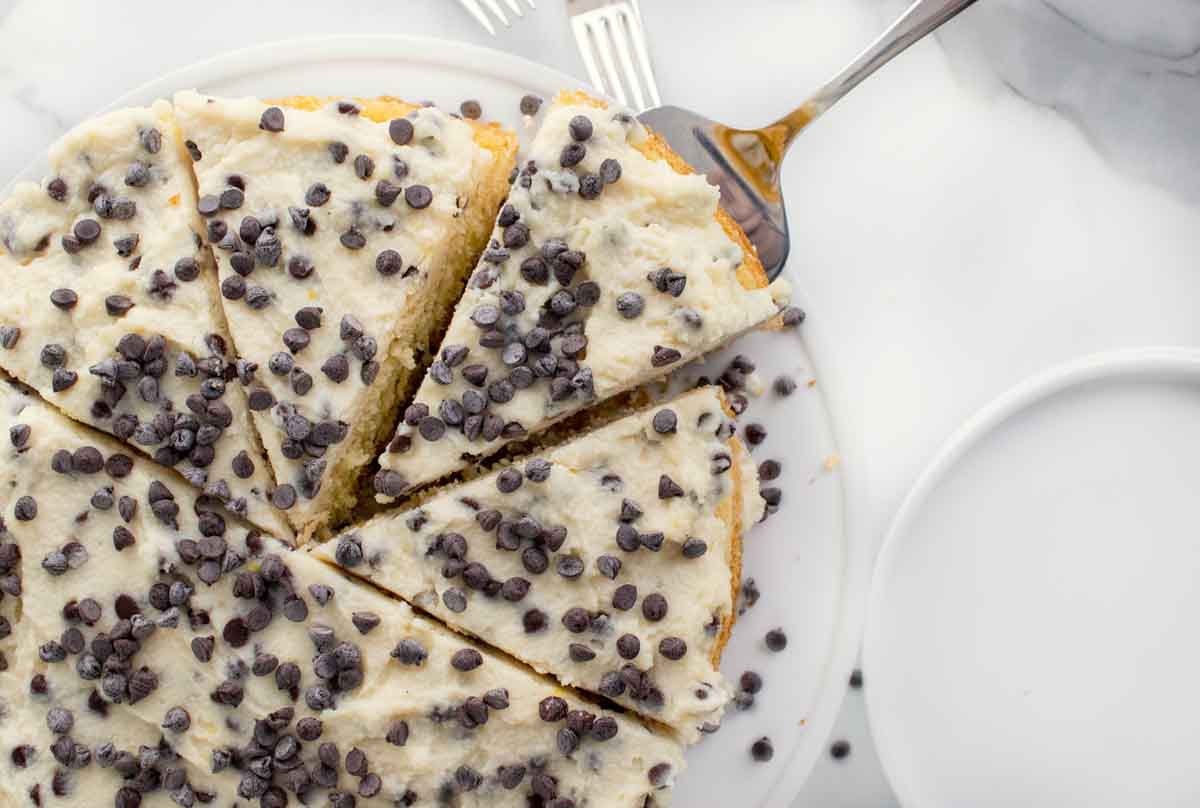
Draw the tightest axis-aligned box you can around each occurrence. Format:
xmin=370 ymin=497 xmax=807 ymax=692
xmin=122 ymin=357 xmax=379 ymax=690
xmin=569 ymin=0 xmax=661 ymax=111
xmin=639 ymin=0 xmax=978 ymax=280
xmin=457 ymin=0 xmax=537 ymax=36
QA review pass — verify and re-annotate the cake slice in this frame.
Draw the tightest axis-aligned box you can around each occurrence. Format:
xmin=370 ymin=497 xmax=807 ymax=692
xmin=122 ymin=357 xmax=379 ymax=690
xmin=374 ymin=90 xmax=782 ymax=500
xmin=0 ymin=102 xmax=288 ymax=538
xmin=0 ymin=382 xmax=684 ymax=807
xmin=174 ymin=91 xmax=517 ymax=538
xmin=318 ymin=385 xmax=753 ymax=741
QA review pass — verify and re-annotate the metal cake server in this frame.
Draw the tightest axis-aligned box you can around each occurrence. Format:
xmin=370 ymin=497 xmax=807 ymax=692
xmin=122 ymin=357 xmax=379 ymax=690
xmin=639 ymin=0 xmax=979 ymax=280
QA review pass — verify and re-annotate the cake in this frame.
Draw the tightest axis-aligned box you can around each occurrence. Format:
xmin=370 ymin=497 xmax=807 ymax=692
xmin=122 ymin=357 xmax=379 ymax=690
xmin=173 ymin=92 xmax=518 ymax=538
xmin=373 ymin=91 xmax=784 ymax=501
xmin=0 ymin=380 xmax=686 ymax=807
xmin=315 ymin=385 xmax=761 ymax=741
xmin=0 ymin=102 xmax=289 ymax=538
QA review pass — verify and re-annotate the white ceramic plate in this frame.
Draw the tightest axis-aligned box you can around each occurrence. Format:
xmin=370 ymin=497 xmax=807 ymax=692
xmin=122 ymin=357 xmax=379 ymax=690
xmin=865 ymin=347 xmax=1200 ymax=808
xmin=16 ymin=35 xmax=857 ymax=805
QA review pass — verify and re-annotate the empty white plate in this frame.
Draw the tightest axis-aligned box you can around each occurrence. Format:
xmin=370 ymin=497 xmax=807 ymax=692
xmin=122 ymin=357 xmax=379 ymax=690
xmin=864 ymin=347 xmax=1200 ymax=808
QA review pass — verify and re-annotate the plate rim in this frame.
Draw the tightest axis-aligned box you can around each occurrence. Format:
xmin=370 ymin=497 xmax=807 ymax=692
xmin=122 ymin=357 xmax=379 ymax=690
xmin=863 ymin=345 xmax=1200 ymax=808
xmin=13 ymin=34 xmax=858 ymax=805
xmin=105 ymin=33 xmax=597 ymax=112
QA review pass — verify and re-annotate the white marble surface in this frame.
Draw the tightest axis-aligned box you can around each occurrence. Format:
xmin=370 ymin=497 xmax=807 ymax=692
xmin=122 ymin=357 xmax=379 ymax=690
xmin=3 ymin=0 xmax=1200 ymax=804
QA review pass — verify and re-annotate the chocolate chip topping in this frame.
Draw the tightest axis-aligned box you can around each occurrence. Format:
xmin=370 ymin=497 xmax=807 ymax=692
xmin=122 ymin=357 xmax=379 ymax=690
xmin=259 ymin=107 xmax=286 ymax=132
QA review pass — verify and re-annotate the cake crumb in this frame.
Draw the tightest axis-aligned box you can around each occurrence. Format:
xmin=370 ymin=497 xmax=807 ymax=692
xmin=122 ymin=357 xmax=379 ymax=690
xmin=823 ymin=453 xmax=840 ymax=471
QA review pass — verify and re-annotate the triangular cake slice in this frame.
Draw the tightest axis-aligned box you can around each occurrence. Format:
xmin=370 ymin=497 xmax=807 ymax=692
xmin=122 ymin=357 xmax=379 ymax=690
xmin=0 ymin=381 xmax=683 ymax=807
xmin=0 ymin=102 xmax=288 ymax=537
xmin=174 ymin=92 xmax=517 ymax=538
xmin=318 ymin=385 xmax=755 ymax=741
xmin=374 ymin=90 xmax=782 ymax=500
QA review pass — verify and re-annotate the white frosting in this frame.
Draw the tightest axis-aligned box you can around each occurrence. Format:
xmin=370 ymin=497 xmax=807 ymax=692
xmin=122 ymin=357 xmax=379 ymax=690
xmin=320 ymin=386 xmax=747 ymax=741
xmin=378 ymin=96 xmax=780 ymax=496
xmin=0 ymin=385 xmax=684 ymax=806
xmin=174 ymin=91 xmax=504 ymax=533
xmin=0 ymin=102 xmax=288 ymax=539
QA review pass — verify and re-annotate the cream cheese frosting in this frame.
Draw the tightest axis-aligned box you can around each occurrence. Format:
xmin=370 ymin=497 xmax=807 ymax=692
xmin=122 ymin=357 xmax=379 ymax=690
xmin=375 ymin=93 xmax=782 ymax=500
xmin=0 ymin=381 xmax=685 ymax=807
xmin=174 ymin=91 xmax=515 ymax=537
xmin=0 ymin=102 xmax=288 ymax=539
xmin=319 ymin=386 xmax=753 ymax=741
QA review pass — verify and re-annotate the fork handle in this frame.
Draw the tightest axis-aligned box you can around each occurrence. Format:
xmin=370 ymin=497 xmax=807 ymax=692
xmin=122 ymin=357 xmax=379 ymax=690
xmin=767 ymin=0 xmax=978 ymax=151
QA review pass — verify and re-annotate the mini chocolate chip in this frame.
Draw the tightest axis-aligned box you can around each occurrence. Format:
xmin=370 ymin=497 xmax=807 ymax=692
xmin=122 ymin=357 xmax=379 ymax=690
xmin=288 ymin=255 xmax=314 ymax=278
xmin=376 ymin=248 xmax=403 ymax=276
xmin=682 ymin=538 xmax=708 ymax=558
xmin=259 ymin=107 xmax=285 ymax=132
xmin=569 ymin=643 xmax=595 ymax=663
xmin=651 ymin=345 xmax=682 ymax=367
xmin=659 ymin=637 xmax=687 ymax=660
xmin=523 ymin=609 xmax=548 ymax=633
xmin=578 ymin=173 xmax=602 ymax=199
xmin=322 ymin=354 xmax=350 ymax=383
xmin=766 ymin=628 xmax=788 ymax=652
xmin=374 ymin=469 xmax=407 ymax=498
xmin=516 ymin=92 xmax=543 ymax=116
xmin=354 ymin=154 xmax=375 ymax=180
xmin=496 ymin=468 xmax=522 ymax=493
xmin=391 ymin=639 xmax=427 ymax=666
xmin=328 ymin=141 xmax=349 ymax=162
xmin=304 ymin=183 xmax=331 ymax=207
xmin=557 ymin=556 xmax=584 ymax=579
xmin=385 ymin=719 xmax=409 ymax=747
xmin=752 ymin=737 xmax=775 ymax=762
xmin=616 ymin=291 xmax=644 ymax=319
xmin=560 ymin=143 xmax=586 ymax=167
xmin=451 ymin=648 xmax=483 ymax=672
xmin=50 ymin=288 xmax=78 ymax=310
xmin=740 ymin=670 xmax=763 ymax=694
xmin=781 ymin=305 xmax=806 ymax=328
xmin=600 ymin=158 xmax=622 ymax=184
xmin=389 ymin=118 xmax=414 ymax=145
xmin=442 ymin=588 xmax=468 ymax=613
xmin=405 ymin=185 xmax=432 ymax=209
xmin=658 ymin=475 xmax=684 ymax=499
xmin=642 ymin=593 xmax=668 ymax=621
xmin=340 ymin=229 xmax=366 ymax=250
xmin=271 ymin=484 xmax=297 ymax=510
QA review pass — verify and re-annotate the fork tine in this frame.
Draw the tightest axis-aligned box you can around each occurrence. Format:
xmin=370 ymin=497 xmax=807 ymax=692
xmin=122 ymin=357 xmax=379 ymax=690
xmin=571 ymin=17 xmax=610 ymax=97
xmin=595 ymin=16 xmax=630 ymax=106
xmin=525 ymin=0 xmax=536 ymax=7
xmin=611 ymin=8 xmax=647 ymax=111
xmin=624 ymin=7 xmax=661 ymax=107
xmin=479 ymin=0 xmax=510 ymax=27
xmin=458 ymin=0 xmax=497 ymax=35
xmin=502 ymin=0 xmax=524 ymax=16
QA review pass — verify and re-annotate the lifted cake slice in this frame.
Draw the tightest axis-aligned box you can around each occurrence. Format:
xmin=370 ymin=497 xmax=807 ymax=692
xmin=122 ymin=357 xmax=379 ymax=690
xmin=0 ymin=102 xmax=288 ymax=538
xmin=174 ymin=91 xmax=517 ymax=538
xmin=0 ymin=381 xmax=685 ymax=807
xmin=375 ymin=90 xmax=782 ymax=500
xmin=318 ymin=385 xmax=753 ymax=741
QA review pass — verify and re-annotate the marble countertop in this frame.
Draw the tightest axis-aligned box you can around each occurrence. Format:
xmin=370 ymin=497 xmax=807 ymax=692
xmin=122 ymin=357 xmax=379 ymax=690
xmin=3 ymin=0 xmax=1199 ymax=804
